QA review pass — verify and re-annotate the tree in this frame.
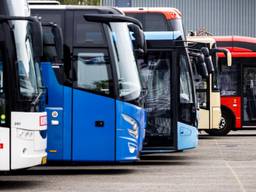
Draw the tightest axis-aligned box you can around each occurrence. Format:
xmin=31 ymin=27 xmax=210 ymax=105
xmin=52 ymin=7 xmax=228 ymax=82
xmin=58 ymin=0 xmax=101 ymax=5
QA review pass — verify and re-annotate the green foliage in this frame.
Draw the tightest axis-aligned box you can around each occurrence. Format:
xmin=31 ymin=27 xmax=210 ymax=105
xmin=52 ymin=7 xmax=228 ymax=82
xmin=58 ymin=0 xmax=101 ymax=5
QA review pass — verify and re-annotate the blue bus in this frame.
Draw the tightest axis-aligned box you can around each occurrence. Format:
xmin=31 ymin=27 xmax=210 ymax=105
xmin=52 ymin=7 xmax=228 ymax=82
xmin=136 ymin=31 xmax=199 ymax=153
xmin=31 ymin=5 xmax=146 ymax=162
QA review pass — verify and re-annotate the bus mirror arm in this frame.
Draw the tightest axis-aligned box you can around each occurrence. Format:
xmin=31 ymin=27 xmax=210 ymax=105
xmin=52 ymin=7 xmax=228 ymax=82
xmin=0 ymin=16 xmax=43 ymax=58
xmin=83 ymin=14 xmax=143 ymax=29
xmin=211 ymin=48 xmax=232 ymax=67
xmin=200 ymin=47 xmax=215 ymax=74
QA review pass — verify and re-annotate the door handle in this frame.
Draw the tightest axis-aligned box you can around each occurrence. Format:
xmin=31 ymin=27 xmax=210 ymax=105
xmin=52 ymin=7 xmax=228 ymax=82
xmin=95 ymin=121 xmax=104 ymax=127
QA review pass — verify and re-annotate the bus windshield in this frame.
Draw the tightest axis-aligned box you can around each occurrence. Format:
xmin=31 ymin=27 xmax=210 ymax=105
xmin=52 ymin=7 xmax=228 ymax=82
xmin=13 ymin=21 xmax=40 ymax=98
xmin=140 ymin=51 xmax=171 ymax=136
xmin=110 ymin=22 xmax=142 ymax=101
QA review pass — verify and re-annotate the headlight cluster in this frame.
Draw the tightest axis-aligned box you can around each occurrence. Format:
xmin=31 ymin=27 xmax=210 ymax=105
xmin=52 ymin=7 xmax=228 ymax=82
xmin=17 ymin=129 xmax=34 ymax=140
xmin=122 ymin=114 xmax=139 ymax=139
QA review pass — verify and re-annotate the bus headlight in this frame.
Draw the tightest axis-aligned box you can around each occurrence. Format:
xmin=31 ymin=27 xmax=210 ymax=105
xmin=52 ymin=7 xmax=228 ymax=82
xmin=122 ymin=114 xmax=139 ymax=139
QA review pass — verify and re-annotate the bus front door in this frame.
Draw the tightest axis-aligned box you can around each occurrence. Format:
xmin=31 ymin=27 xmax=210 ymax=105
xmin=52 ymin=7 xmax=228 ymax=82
xmin=72 ymin=48 xmax=116 ymax=161
xmin=243 ymin=66 xmax=256 ymax=127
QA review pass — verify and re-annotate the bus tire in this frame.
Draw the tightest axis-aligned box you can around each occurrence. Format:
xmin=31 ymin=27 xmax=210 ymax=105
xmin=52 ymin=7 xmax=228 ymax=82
xmin=205 ymin=110 xmax=232 ymax=136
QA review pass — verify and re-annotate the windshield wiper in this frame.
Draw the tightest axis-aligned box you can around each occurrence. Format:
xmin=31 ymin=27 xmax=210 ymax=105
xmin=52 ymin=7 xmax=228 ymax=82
xmin=31 ymin=90 xmax=44 ymax=106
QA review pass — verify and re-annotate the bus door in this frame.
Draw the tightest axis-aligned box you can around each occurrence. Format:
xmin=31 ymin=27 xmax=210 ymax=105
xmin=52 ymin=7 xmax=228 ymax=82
xmin=142 ymin=50 xmax=175 ymax=149
xmin=71 ymin=12 xmax=116 ymax=161
xmin=242 ymin=65 xmax=256 ymax=126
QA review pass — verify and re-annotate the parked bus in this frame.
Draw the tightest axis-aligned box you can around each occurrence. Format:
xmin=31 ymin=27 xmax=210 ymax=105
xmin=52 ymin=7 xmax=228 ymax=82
xmin=30 ymin=5 xmax=146 ymax=162
xmin=136 ymin=31 xmax=199 ymax=152
xmin=187 ymin=36 xmax=232 ymax=133
xmin=121 ymin=7 xmax=184 ymax=37
xmin=0 ymin=0 xmax=47 ymax=171
xmin=211 ymin=36 xmax=256 ymax=135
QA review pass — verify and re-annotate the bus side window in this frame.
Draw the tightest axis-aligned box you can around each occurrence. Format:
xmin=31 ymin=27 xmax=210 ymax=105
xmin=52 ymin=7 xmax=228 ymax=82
xmin=220 ymin=60 xmax=240 ymax=96
xmin=73 ymin=50 xmax=113 ymax=96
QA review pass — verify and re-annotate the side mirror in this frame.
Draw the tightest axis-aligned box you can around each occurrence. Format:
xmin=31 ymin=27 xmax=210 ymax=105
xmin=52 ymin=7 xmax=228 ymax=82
xmin=42 ymin=23 xmax=63 ymax=61
xmin=190 ymin=52 xmax=208 ymax=78
xmin=30 ymin=19 xmax=43 ymax=58
xmin=201 ymin=47 xmax=214 ymax=74
xmin=128 ymin=24 xmax=146 ymax=53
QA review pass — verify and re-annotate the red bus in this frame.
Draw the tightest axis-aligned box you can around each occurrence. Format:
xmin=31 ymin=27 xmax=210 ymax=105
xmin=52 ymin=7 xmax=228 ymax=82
xmin=212 ymin=36 xmax=256 ymax=135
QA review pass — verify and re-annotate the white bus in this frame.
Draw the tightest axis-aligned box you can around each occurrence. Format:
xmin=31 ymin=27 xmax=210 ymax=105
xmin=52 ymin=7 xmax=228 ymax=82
xmin=0 ymin=0 xmax=47 ymax=171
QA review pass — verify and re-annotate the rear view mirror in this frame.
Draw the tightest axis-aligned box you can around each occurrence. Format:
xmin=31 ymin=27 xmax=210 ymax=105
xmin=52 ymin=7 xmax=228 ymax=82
xmin=42 ymin=23 xmax=63 ymax=61
xmin=201 ymin=47 xmax=214 ymax=74
xmin=128 ymin=24 xmax=146 ymax=53
xmin=190 ymin=52 xmax=208 ymax=78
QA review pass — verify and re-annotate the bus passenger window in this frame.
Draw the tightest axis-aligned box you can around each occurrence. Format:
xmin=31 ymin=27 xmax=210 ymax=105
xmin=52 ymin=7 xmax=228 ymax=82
xmin=220 ymin=62 xmax=240 ymax=96
xmin=74 ymin=52 xmax=112 ymax=95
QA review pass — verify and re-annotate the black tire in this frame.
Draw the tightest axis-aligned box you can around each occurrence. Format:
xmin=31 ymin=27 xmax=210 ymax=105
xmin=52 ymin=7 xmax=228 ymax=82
xmin=205 ymin=110 xmax=233 ymax=136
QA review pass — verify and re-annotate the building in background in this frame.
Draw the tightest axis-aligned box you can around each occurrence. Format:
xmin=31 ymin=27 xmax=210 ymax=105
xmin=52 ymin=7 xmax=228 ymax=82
xmin=102 ymin=0 xmax=256 ymax=37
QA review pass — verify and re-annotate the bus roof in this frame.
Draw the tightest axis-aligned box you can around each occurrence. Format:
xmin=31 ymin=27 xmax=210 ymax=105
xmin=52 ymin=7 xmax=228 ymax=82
xmin=28 ymin=1 xmax=60 ymax=5
xmin=29 ymin=4 xmax=121 ymax=14
xmin=214 ymin=36 xmax=256 ymax=52
xmin=187 ymin=36 xmax=216 ymax=48
xmin=120 ymin=7 xmax=182 ymax=20
xmin=214 ymin=36 xmax=256 ymax=58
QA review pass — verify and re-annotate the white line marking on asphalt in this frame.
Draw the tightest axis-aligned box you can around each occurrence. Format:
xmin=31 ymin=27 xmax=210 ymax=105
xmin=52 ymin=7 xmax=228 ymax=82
xmin=225 ymin=160 xmax=246 ymax=192
xmin=215 ymin=139 xmax=246 ymax=192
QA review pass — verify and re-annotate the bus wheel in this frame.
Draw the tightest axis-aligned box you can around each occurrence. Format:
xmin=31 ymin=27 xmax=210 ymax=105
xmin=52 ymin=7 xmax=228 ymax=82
xmin=205 ymin=110 xmax=232 ymax=136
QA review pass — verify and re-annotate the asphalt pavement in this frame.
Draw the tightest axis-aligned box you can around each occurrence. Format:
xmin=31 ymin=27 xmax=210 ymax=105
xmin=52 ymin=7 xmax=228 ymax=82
xmin=1 ymin=130 xmax=256 ymax=192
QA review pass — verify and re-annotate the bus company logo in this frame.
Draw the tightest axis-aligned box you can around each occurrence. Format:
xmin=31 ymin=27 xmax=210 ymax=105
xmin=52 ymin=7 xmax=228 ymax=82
xmin=40 ymin=116 xmax=47 ymax=126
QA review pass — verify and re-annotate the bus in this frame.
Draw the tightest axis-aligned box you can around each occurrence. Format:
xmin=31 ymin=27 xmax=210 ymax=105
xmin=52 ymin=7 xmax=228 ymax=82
xmin=0 ymin=0 xmax=47 ymax=171
xmin=121 ymin=7 xmax=184 ymax=36
xmin=30 ymin=5 xmax=147 ymax=162
xmin=136 ymin=31 xmax=198 ymax=152
xmin=211 ymin=36 xmax=256 ymax=135
xmin=187 ymin=36 xmax=232 ymax=133
xmin=121 ymin=8 xmax=234 ymax=135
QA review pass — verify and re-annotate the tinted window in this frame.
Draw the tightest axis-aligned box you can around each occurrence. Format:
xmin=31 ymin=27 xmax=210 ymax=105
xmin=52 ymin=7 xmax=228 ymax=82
xmin=144 ymin=13 xmax=168 ymax=31
xmin=126 ymin=13 xmax=168 ymax=31
xmin=74 ymin=49 xmax=113 ymax=95
xmin=74 ymin=12 xmax=107 ymax=46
